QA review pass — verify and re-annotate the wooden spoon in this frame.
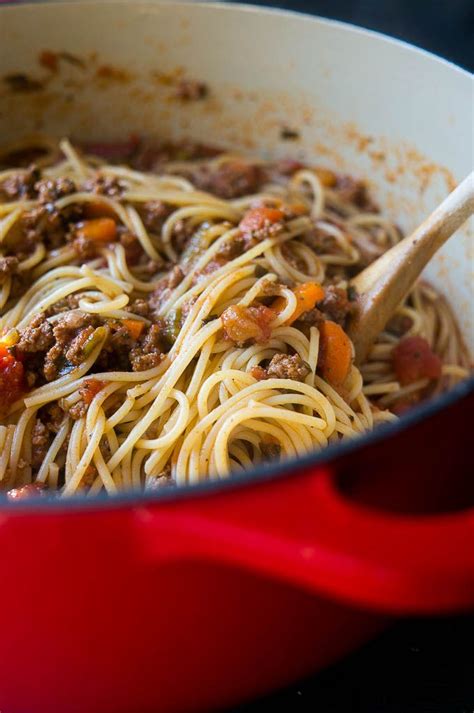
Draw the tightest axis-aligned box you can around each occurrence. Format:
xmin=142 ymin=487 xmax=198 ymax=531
xmin=347 ymin=171 xmax=474 ymax=364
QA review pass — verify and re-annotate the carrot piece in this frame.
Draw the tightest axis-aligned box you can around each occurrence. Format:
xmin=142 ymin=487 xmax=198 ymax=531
xmin=122 ymin=319 xmax=145 ymax=340
xmin=83 ymin=201 xmax=117 ymax=219
xmin=76 ymin=218 xmax=117 ymax=243
xmin=318 ymin=320 xmax=353 ymax=386
xmin=239 ymin=206 xmax=284 ymax=234
xmin=273 ymin=282 xmax=325 ymax=325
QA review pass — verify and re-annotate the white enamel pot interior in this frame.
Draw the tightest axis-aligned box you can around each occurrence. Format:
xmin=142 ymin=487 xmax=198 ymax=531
xmin=0 ymin=1 xmax=472 ymax=347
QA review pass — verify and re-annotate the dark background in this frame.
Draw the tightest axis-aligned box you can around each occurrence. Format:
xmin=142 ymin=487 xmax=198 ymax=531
xmin=228 ymin=0 xmax=474 ymax=71
xmin=226 ymin=1 xmax=474 ymax=711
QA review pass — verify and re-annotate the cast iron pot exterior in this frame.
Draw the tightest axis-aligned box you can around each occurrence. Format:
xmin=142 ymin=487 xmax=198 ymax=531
xmin=0 ymin=4 xmax=473 ymax=712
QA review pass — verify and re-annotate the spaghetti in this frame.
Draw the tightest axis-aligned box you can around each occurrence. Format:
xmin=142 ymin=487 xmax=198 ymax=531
xmin=0 ymin=138 xmax=470 ymax=497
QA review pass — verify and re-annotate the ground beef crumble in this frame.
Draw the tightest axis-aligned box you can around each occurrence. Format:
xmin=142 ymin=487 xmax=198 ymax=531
xmin=31 ymin=418 xmax=51 ymax=468
xmin=82 ymin=174 xmax=125 ymax=197
xmin=16 ymin=308 xmax=167 ymax=388
xmin=130 ymin=324 xmax=165 ymax=371
xmin=17 ymin=311 xmax=100 ymax=383
xmin=0 ymin=256 xmax=20 ymax=283
xmin=334 ymin=175 xmax=378 ymax=212
xmin=183 ymin=160 xmax=263 ymax=199
xmin=40 ymin=403 xmax=66 ymax=432
xmin=139 ymin=201 xmax=173 ymax=234
xmin=35 ymin=177 xmax=76 ymax=204
xmin=251 ymin=353 xmax=311 ymax=382
xmin=17 ymin=313 xmax=55 ymax=353
xmin=0 ymin=165 xmax=40 ymax=201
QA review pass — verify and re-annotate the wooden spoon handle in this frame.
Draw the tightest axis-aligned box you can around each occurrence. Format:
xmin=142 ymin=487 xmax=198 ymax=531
xmin=348 ymin=172 xmax=474 ymax=364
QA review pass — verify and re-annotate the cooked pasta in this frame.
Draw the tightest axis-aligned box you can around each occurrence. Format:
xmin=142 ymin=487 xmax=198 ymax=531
xmin=0 ymin=137 xmax=470 ymax=497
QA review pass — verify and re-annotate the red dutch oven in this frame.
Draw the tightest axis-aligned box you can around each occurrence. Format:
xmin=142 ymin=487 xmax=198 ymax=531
xmin=0 ymin=381 xmax=473 ymax=713
xmin=0 ymin=3 xmax=473 ymax=712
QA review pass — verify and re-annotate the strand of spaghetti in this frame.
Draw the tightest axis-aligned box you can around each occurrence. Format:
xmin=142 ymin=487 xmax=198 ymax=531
xmin=120 ymin=448 xmax=133 ymax=491
xmin=199 ymin=377 xmax=336 ymax=438
xmin=25 ymin=358 xmax=163 ymax=411
xmin=345 ymin=366 xmax=364 ymax=405
xmin=78 ymin=293 xmax=130 ymax=313
xmin=442 ymin=364 xmax=470 ymax=378
xmin=229 ymin=443 xmax=254 ymax=469
xmin=184 ymin=334 xmax=216 ymax=402
xmin=282 ymin=420 xmax=315 ymax=453
xmin=0 ymin=200 xmax=35 ymax=217
xmin=158 ymin=226 xmax=243 ymax=313
xmin=125 ymin=204 xmax=163 ymax=262
xmin=354 ymin=392 xmax=374 ymax=430
xmin=108 ymin=244 xmax=158 ymax=292
xmin=159 ymin=217 xmax=311 ymax=315
xmin=214 ymin=405 xmax=327 ymax=475
xmin=80 ymin=265 xmax=132 ymax=295
xmin=59 ymin=139 xmax=91 ymax=178
xmin=171 ymin=266 xmax=255 ymax=354
xmin=0 ymin=278 xmax=11 ymax=310
xmin=32 ymin=246 xmax=77 ymax=278
xmin=290 ymin=170 xmax=324 ymax=219
xmin=36 ymin=417 xmax=71 ymax=483
xmin=63 ymin=410 xmax=107 ymax=495
xmin=9 ymin=407 xmax=37 ymax=479
xmin=0 ymin=426 xmax=14 ymax=482
xmin=136 ymin=389 xmax=190 ymax=449
xmin=65 ymin=418 xmax=85 ymax=483
xmin=16 ymin=277 xmax=98 ymax=328
xmin=104 ymin=396 xmax=136 ymax=432
xmin=123 ymin=189 xmax=230 ymax=208
xmin=108 ymin=319 xmax=222 ymax=472
xmin=132 ymin=449 xmax=149 ymax=487
xmin=363 ymin=382 xmax=400 ymax=395
xmin=161 ymin=205 xmax=240 ymax=257
xmin=47 ymin=463 xmax=59 ymax=489
xmin=197 ymin=369 xmax=256 ymax=419
xmin=101 ymin=165 xmax=194 ymax=191
xmin=19 ymin=243 xmax=46 ymax=271
xmin=85 ymin=382 xmax=124 ymax=434
xmin=0 ymin=207 xmax=22 ymax=243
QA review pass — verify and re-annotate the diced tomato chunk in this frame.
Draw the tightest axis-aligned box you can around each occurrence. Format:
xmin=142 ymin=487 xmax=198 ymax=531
xmin=0 ymin=343 xmax=25 ymax=411
xmin=80 ymin=379 xmax=106 ymax=406
xmin=221 ymin=304 xmax=274 ymax=345
xmin=392 ymin=336 xmax=442 ymax=386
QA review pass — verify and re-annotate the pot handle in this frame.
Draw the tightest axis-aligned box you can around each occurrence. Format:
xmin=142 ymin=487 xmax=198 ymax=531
xmin=134 ymin=467 xmax=474 ymax=614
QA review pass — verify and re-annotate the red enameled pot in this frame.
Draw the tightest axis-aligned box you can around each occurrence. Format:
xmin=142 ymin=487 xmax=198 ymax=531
xmin=0 ymin=3 xmax=473 ymax=712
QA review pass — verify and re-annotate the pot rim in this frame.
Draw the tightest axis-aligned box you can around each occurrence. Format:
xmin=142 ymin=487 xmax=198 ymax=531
xmin=2 ymin=375 xmax=472 ymax=511
xmin=0 ymin=1 xmax=472 ymax=511
xmin=2 ymin=0 xmax=472 ymax=79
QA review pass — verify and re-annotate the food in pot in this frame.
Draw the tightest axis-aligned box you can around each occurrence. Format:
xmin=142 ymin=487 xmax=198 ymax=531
xmin=0 ymin=138 xmax=470 ymax=496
